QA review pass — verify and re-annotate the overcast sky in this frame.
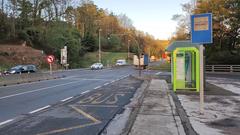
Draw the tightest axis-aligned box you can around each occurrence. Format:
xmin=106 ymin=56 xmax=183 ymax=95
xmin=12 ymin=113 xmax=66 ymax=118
xmin=92 ymin=0 xmax=190 ymax=40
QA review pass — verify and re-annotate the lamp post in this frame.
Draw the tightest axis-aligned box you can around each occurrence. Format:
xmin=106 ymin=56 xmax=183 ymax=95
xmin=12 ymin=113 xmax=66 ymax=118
xmin=98 ymin=28 xmax=102 ymax=63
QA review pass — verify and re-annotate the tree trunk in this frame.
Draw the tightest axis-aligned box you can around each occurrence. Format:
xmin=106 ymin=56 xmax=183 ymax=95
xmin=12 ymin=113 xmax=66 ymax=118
xmin=11 ymin=0 xmax=17 ymax=39
xmin=33 ymin=0 xmax=39 ymax=25
xmin=1 ymin=0 xmax=4 ymax=13
xmin=52 ymin=0 xmax=58 ymax=20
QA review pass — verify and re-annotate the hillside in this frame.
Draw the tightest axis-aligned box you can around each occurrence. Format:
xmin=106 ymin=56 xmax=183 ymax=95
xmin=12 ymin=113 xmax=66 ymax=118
xmin=0 ymin=44 xmax=58 ymax=71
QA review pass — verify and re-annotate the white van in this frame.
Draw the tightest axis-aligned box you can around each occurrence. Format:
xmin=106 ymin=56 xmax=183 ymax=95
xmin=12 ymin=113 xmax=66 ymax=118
xmin=116 ymin=59 xmax=127 ymax=66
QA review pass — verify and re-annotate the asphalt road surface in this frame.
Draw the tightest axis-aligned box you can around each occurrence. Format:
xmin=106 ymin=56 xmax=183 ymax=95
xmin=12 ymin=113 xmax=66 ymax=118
xmin=0 ymin=76 xmax=143 ymax=135
xmin=0 ymin=66 xmax=136 ymax=124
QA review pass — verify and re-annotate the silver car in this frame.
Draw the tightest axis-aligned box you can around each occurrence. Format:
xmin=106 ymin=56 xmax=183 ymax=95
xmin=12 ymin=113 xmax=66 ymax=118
xmin=90 ymin=63 xmax=103 ymax=70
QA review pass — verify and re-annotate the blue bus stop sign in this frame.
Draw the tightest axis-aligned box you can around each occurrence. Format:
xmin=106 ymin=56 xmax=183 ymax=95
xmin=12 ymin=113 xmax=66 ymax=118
xmin=191 ymin=13 xmax=212 ymax=44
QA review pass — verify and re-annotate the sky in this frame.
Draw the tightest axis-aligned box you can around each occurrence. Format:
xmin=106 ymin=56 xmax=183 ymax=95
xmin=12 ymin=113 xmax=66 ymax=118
xmin=92 ymin=0 xmax=190 ymax=40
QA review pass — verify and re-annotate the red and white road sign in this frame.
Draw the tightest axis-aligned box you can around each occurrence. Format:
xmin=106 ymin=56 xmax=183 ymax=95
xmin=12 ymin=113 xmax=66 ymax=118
xmin=47 ymin=55 xmax=55 ymax=64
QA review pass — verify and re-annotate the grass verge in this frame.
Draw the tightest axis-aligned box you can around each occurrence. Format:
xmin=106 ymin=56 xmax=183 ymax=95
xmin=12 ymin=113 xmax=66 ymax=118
xmin=79 ymin=52 xmax=132 ymax=68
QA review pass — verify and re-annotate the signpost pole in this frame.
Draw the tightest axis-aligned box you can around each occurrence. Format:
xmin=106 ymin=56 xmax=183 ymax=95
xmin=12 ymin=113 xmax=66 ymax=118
xmin=199 ymin=45 xmax=204 ymax=114
xmin=50 ymin=63 xmax=52 ymax=75
xmin=191 ymin=13 xmax=212 ymax=115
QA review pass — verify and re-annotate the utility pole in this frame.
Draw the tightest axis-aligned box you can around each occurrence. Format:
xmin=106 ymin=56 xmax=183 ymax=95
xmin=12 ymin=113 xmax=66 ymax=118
xmin=137 ymin=40 xmax=141 ymax=77
xmin=127 ymin=40 xmax=130 ymax=61
xmin=148 ymin=47 xmax=150 ymax=71
xmin=98 ymin=28 xmax=102 ymax=63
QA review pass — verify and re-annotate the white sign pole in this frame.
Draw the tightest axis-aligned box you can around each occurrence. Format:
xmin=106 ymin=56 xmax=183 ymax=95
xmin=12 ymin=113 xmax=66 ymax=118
xmin=50 ymin=63 xmax=52 ymax=75
xmin=199 ymin=45 xmax=204 ymax=114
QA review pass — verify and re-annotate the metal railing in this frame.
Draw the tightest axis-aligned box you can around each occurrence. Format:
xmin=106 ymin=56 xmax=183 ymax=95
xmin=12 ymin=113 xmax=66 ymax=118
xmin=206 ymin=65 xmax=240 ymax=72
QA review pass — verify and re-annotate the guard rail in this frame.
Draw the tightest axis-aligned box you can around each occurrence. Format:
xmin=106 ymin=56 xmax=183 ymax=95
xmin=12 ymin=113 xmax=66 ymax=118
xmin=206 ymin=65 xmax=240 ymax=72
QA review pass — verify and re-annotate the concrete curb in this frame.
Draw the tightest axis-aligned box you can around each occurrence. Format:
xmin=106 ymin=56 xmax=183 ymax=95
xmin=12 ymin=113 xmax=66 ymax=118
xmin=169 ymin=90 xmax=198 ymax=135
xmin=0 ymin=74 xmax=65 ymax=87
xmin=121 ymin=79 xmax=149 ymax=135
xmin=101 ymin=78 xmax=150 ymax=135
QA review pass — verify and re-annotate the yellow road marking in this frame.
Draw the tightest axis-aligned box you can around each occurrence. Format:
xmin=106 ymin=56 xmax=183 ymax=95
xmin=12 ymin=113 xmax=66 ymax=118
xmin=106 ymin=93 xmax=125 ymax=104
xmin=78 ymin=93 xmax=102 ymax=104
xmin=37 ymin=122 xmax=100 ymax=135
xmin=69 ymin=105 xmax=100 ymax=123
xmin=91 ymin=94 xmax=114 ymax=104
xmin=36 ymin=105 xmax=101 ymax=135
xmin=79 ymin=104 xmax=119 ymax=108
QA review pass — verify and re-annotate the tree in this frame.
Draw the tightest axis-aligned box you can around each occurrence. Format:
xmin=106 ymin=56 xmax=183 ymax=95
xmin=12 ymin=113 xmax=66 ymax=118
xmin=171 ymin=2 xmax=193 ymax=40
xmin=81 ymin=32 xmax=96 ymax=52
xmin=224 ymin=0 xmax=240 ymax=54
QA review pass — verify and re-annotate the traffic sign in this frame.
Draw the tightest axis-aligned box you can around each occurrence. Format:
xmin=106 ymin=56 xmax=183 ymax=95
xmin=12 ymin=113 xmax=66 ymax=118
xmin=191 ymin=13 xmax=212 ymax=44
xmin=47 ymin=55 xmax=55 ymax=64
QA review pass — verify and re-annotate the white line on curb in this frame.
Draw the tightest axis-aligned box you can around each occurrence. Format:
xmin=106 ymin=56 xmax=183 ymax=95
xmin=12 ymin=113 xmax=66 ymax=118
xmin=81 ymin=90 xmax=90 ymax=94
xmin=0 ymin=119 xmax=14 ymax=126
xmin=94 ymin=86 xmax=101 ymax=89
xmin=61 ymin=97 xmax=73 ymax=102
xmin=0 ymin=80 xmax=81 ymax=100
xmin=29 ymin=105 xmax=50 ymax=114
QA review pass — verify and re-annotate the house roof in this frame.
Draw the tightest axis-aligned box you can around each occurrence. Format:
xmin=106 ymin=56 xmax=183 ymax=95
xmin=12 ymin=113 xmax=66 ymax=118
xmin=166 ymin=40 xmax=201 ymax=52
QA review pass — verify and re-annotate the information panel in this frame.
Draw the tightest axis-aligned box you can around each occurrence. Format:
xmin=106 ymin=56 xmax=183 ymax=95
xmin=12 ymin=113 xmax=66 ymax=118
xmin=191 ymin=13 xmax=212 ymax=44
xmin=176 ymin=53 xmax=185 ymax=80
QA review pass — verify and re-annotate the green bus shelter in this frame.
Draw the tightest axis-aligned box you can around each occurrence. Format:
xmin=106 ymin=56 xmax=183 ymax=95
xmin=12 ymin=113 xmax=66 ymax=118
xmin=166 ymin=41 xmax=201 ymax=92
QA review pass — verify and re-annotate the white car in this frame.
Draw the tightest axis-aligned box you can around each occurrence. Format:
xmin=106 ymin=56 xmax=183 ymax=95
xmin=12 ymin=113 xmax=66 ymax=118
xmin=90 ymin=63 xmax=103 ymax=70
xmin=116 ymin=59 xmax=127 ymax=66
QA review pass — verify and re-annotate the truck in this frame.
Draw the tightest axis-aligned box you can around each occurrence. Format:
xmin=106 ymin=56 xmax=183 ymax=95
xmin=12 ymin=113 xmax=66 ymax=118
xmin=133 ymin=54 xmax=149 ymax=69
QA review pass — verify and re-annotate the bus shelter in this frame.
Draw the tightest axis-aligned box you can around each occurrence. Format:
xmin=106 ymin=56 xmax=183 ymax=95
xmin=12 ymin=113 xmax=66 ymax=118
xmin=166 ymin=41 xmax=201 ymax=92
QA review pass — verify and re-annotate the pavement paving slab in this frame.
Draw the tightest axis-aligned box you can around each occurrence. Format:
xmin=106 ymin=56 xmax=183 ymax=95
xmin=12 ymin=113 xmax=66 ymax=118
xmin=129 ymin=115 xmax=179 ymax=135
xmin=129 ymin=79 xmax=185 ymax=135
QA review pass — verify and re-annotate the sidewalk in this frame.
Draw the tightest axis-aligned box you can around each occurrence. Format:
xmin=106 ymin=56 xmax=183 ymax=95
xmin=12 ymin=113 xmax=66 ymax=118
xmin=129 ymin=79 xmax=185 ymax=135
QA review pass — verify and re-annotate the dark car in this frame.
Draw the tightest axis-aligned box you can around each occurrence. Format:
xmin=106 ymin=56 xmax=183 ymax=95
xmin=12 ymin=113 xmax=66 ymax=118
xmin=5 ymin=65 xmax=24 ymax=74
xmin=5 ymin=65 xmax=37 ymax=74
xmin=22 ymin=65 xmax=37 ymax=73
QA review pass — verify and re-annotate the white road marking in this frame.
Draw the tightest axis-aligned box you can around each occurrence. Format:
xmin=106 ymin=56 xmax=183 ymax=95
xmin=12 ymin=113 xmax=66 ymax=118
xmin=111 ymin=80 xmax=115 ymax=83
xmin=94 ymin=86 xmax=101 ymax=89
xmin=61 ymin=97 xmax=73 ymax=102
xmin=61 ymin=76 xmax=77 ymax=79
xmin=61 ymin=78 xmax=111 ymax=81
xmin=155 ymin=72 xmax=162 ymax=75
xmin=0 ymin=119 xmax=14 ymax=126
xmin=81 ymin=90 xmax=90 ymax=94
xmin=29 ymin=105 xmax=50 ymax=114
xmin=104 ymin=83 xmax=109 ymax=86
xmin=0 ymin=80 xmax=81 ymax=100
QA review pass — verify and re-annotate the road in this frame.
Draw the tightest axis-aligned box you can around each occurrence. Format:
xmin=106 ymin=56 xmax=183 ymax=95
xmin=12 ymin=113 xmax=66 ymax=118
xmin=0 ymin=66 xmax=136 ymax=123
xmin=206 ymin=72 xmax=240 ymax=80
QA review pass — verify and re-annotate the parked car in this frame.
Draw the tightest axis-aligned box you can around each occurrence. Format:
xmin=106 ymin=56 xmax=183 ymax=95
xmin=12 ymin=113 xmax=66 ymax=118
xmin=4 ymin=64 xmax=37 ymax=74
xmin=116 ymin=59 xmax=127 ymax=66
xmin=22 ymin=65 xmax=37 ymax=73
xmin=90 ymin=63 xmax=103 ymax=70
xmin=5 ymin=65 xmax=24 ymax=74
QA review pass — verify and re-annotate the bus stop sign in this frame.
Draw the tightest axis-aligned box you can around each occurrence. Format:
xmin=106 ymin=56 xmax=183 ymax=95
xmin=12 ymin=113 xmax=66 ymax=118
xmin=191 ymin=13 xmax=212 ymax=44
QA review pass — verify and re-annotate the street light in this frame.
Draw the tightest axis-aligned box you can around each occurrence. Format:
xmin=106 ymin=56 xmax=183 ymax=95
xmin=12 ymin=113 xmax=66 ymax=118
xmin=98 ymin=28 xmax=102 ymax=63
